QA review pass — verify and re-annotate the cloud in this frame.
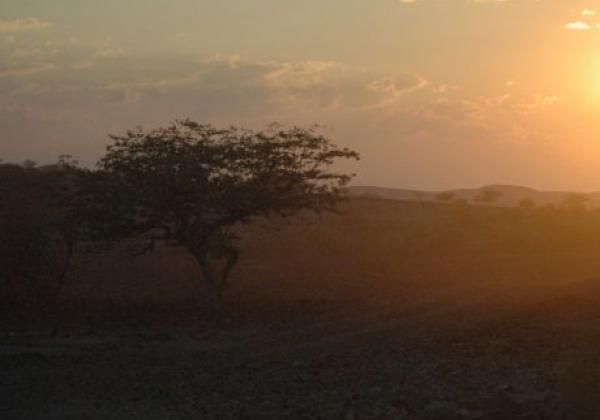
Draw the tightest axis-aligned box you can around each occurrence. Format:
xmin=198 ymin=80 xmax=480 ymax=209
xmin=62 ymin=54 xmax=427 ymax=113
xmin=253 ymin=59 xmax=426 ymax=110
xmin=408 ymin=90 xmax=555 ymax=136
xmin=565 ymin=21 xmax=591 ymax=30
xmin=565 ymin=9 xmax=600 ymax=31
xmin=0 ymin=34 xmax=562 ymax=182
xmin=93 ymin=38 xmax=126 ymax=59
xmin=0 ymin=18 xmax=50 ymax=33
xmin=0 ymin=63 xmax=55 ymax=78
xmin=0 ymin=40 xmax=553 ymax=131
xmin=0 ymin=35 xmax=434 ymax=136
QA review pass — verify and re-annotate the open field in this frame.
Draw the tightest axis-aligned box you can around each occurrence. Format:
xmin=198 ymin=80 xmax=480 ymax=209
xmin=3 ymin=198 xmax=600 ymax=419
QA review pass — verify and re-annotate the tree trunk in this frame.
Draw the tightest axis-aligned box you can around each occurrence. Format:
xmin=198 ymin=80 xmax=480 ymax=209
xmin=196 ymin=253 xmax=222 ymax=325
xmin=192 ymin=248 xmax=240 ymax=326
xmin=206 ymin=283 xmax=221 ymax=325
xmin=49 ymin=239 xmax=74 ymax=338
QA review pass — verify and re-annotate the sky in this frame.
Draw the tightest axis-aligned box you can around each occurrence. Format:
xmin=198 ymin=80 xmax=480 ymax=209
xmin=3 ymin=0 xmax=600 ymax=190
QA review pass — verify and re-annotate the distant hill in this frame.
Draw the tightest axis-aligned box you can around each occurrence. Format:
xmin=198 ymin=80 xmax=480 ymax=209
xmin=349 ymin=184 xmax=600 ymax=208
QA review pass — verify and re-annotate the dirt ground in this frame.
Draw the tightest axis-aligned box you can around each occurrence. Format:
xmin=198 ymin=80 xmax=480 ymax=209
xmin=3 ymin=284 xmax=600 ymax=420
xmin=4 ymin=200 xmax=600 ymax=419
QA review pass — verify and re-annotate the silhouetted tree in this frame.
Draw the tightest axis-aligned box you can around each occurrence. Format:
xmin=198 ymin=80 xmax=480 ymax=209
xmin=434 ymin=191 xmax=456 ymax=202
xmin=518 ymin=198 xmax=536 ymax=208
xmin=21 ymin=159 xmax=37 ymax=169
xmin=560 ymin=193 xmax=590 ymax=212
xmin=474 ymin=188 xmax=503 ymax=204
xmin=0 ymin=159 xmax=82 ymax=312
xmin=91 ymin=120 xmax=359 ymax=318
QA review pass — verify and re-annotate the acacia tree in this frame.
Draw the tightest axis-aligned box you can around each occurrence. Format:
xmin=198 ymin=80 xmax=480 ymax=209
xmin=94 ymin=120 xmax=359 ymax=316
xmin=518 ymin=198 xmax=536 ymax=209
xmin=0 ymin=157 xmax=82 ymax=311
xmin=434 ymin=191 xmax=456 ymax=203
xmin=560 ymin=193 xmax=590 ymax=212
xmin=474 ymin=188 xmax=503 ymax=204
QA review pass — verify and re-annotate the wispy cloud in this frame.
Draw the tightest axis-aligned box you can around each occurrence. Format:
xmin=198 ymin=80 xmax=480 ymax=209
xmin=0 ymin=18 xmax=50 ymax=33
xmin=565 ymin=21 xmax=592 ymax=30
xmin=565 ymin=9 xmax=600 ymax=30
xmin=0 ymin=63 xmax=55 ymax=78
xmin=0 ymin=43 xmax=556 ymax=140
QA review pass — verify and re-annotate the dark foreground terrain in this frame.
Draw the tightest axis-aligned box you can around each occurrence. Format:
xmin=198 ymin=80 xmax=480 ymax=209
xmin=3 ymin=198 xmax=600 ymax=419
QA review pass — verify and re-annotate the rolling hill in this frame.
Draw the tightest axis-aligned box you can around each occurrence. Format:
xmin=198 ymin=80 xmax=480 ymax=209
xmin=349 ymin=184 xmax=600 ymax=208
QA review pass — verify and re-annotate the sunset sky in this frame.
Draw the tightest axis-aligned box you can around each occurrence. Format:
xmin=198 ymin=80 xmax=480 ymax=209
xmin=3 ymin=0 xmax=600 ymax=190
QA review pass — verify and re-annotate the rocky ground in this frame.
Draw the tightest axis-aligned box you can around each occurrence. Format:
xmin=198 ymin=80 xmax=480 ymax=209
xmin=3 ymin=290 xmax=600 ymax=420
xmin=6 ymin=196 xmax=600 ymax=419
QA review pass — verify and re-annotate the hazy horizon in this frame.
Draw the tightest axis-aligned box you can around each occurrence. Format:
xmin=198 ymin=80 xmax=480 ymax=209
xmin=3 ymin=0 xmax=600 ymax=191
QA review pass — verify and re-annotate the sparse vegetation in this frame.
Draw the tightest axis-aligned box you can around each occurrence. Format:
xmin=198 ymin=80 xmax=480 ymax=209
xmin=434 ymin=191 xmax=456 ymax=202
xmin=560 ymin=193 xmax=590 ymax=212
xmin=518 ymin=198 xmax=536 ymax=208
xmin=474 ymin=187 xmax=503 ymax=204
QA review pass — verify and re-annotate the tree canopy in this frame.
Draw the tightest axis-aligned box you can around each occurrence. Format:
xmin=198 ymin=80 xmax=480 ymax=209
xmin=474 ymin=188 xmax=503 ymax=204
xmin=0 ymin=159 xmax=81 ymax=309
xmin=93 ymin=120 xmax=359 ymax=314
